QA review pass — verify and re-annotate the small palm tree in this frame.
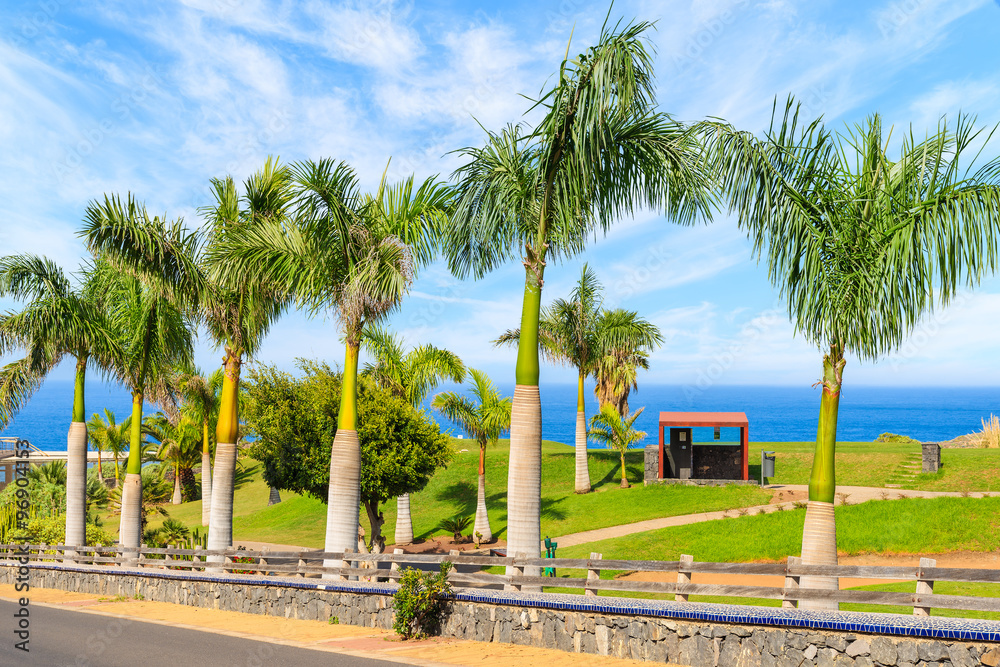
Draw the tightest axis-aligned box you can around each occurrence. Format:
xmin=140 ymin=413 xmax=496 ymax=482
xmin=361 ymin=325 xmax=465 ymax=545
xmin=175 ymin=366 xmax=223 ymax=524
xmin=148 ymin=414 xmax=202 ymax=504
xmin=717 ymin=104 xmax=1000 ymax=608
xmin=87 ymin=409 xmax=132 ymax=484
xmin=446 ymin=18 xmax=714 ymax=564
xmin=432 ymin=369 xmax=512 ymax=543
xmin=591 ymin=309 xmax=662 ymax=417
xmin=588 ymin=405 xmax=647 ymax=489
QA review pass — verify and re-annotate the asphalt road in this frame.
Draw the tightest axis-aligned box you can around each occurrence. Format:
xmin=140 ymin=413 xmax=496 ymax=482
xmin=0 ymin=600 xmax=411 ymax=667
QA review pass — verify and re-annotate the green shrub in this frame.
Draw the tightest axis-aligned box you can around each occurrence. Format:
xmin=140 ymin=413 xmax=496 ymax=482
xmin=12 ymin=515 xmax=116 ymax=547
xmin=874 ymin=432 xmax=919 ymax=444
xmin=392 ymin=562 xmax=453 ymax=639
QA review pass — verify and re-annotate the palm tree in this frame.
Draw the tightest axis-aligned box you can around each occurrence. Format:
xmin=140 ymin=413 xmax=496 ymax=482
xmin=87 ymin=409 xmax=132 ymax=484
xmin=198 ymin=159 xmax=293 ymax=555
xmin=361 ymin=325 xmax=465 ymax=545
xmin=445 ymin=19 xmax=714 ymax=565
xmin=432 ymin=369 xmax=512 ymax=543
xmin=82 ymin=202 xmax=196 ymax=548
xmin=84 ymin=161 xmax=292 ymax=556
xmin=0 ymin=256 xmax=118 ymax=552
xmin=719 ymin=104 xmax=1000 ymax=609
xmin=209 ymin=158 xmax=452 ymax=567
xmin=591 ymin=308 xmax=663 ymax=416
xmin=588 ymin=404 xmax=647 ymax=488
xmin=176 ymin=367 xmax=223 ymax=524
xmin=495 ymin=265 xmax=602 ymax=494
xmin=148 ymin=414 xmax=201 ymax=504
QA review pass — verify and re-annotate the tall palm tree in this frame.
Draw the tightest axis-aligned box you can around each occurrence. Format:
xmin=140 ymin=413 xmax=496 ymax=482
xmin=719 ymin=104 xmax=1000 ymax=609
xmin=432 ymin=369 xmax=512 ymax=543
xmin=360 ymin=325 xmax=465 ymax=545
xmin=84 ymin=161 xmax=292 ymax=555
xmin=495 ymin=265 xmax=602 ymax=494
xmin=199 ymin=159 xmax=293 ymax=555
xmin=445 ymin=19 xmax=714 ymax=565
xmin=82 ymin=201 xmax=196 ymax=548
xmin=591 ymin=308 xmax=662 ymax=416
xmin=176 ymin=367 xmax=223 ymax=523
xmin=588 ymin=404 xmax=647 ymax=488
xmin=209 ymin=158 xmax=452 ymax=566
xmin=0 ymin=256 xmax=118 ymax=552
xmin=87 ymin=408 xmax=132 ymax=484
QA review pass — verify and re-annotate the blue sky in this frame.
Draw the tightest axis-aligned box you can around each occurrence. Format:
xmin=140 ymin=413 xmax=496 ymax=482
xmin=2 ymin=0 xmax=1000 ymax=391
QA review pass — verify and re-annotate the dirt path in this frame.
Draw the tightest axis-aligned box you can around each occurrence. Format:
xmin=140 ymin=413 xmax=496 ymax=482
xmin=617 ymin=551 xmax=1000 ymax=590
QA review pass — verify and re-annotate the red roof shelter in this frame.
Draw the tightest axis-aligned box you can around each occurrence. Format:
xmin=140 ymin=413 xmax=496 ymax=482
xmin=657 ymin=412 xmax=749 ymax=482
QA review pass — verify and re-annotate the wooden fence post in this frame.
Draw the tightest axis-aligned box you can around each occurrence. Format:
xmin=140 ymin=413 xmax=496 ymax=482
xmin=783 ymin=556 xmax=801 ymax=608
xmin=390 ymin=548 xmax=403 ymax=580
xmin=340 ymin=547 xmax=353 ymax=582
xmin=165 ymin=544 xmax=173 ymax=570
xmin=192 ymin=546 xmax=202 ymax=571
xmin=585 ymin=552 xmax=602 ymax=597
xmin=259 ymin=548 xmax=269 ymax=576
xmin=136 ymin=545 xmax=146 ymax=569
xmin=507 ymin=552 xmax=525 ymax=592
xmin=676 ymin=554 xmax=693 ymax=603
xmin=914 ymin=557 xmax=936 ymax=617
xmin=296 ymin=552 xmax=306 ymax=578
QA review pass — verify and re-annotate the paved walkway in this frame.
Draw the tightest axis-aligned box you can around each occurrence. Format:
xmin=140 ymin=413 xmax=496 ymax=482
xmin=553 ymin=485 xmax=1000 ymax=549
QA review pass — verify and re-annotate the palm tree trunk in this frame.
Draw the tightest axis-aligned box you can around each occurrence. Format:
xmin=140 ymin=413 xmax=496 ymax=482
xmin=799 ymin=345 xmax=845 ymax=611
xmin=268 ymin=486 xmax=282 ymax=505
xmin=620 ymin=451 xmax=629 ymax=488
xmin=394 ymin=494 xmax=413 ymax=545
xmin=574 ymin=371 xmax=590 ymax=494
xmin=172 ymin=462 xmax=182 ymax=504
xmin=65 ymin=359 xmax=88 ymax=557
xmin=474 ymin=443 xmax=492 ymax=543
xmin=201 ymin=421 xmax=211 ymax=527
xmin=324 ymin=339 xmax=362 ymax=577
xmin=119 ymin=390 xmax=145 ymax=548
xmin=508 ymin=269 xmax=544 ymax=583
xmin=96 ymin=448 xmax=103 ymax=482
xmin=207 ymin=351 xmax=240 ymax=569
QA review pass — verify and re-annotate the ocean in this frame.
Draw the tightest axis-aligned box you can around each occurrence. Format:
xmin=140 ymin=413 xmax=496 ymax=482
xmin=4 ymin=380 xmax=998 ymax=450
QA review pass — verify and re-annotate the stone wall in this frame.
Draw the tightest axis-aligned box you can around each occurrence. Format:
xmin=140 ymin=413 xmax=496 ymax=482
xmin=691 ymin=444 xmax=741 ymax=480
xmin=645 ymin=444 xmax=659 ymax=482
xmin=5 ymin=564 xmax=999 ymax=666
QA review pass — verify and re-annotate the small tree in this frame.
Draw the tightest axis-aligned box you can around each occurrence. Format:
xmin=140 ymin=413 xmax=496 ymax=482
xmin=243 ymin=360 xmax=452 ymax=552
xmin=588 ymin=405 xmax=647 ymax=488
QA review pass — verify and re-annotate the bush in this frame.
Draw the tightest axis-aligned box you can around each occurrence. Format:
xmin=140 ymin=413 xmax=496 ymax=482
xmin=875 ymin=432 xmax=919 ymax=444
xmin=392 ymin=562 xmax=453 ymax=639
xmin=12 ymin=515 xmax=116 ymax=547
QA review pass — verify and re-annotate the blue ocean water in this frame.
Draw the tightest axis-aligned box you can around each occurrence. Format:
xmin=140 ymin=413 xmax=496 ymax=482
xmin=5 ymin=380 xmax=998 ymax=450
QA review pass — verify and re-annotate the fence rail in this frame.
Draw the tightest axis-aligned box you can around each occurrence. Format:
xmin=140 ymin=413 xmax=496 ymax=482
xmin=3 ymin=544 xmax=999 ymax=616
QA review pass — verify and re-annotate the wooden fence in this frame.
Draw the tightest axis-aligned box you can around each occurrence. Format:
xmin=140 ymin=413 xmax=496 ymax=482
xmin=3 ymin=543 xmax=999 ymax=617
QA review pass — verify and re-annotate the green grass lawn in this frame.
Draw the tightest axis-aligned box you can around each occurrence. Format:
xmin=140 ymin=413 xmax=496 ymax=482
xmin=750 ymin=441 xmax=1000 ymax=492
xmin=121 ymin=439 xmax=770 ymax=548
xmin=543 ymin=495 xmax=1000 ymax=619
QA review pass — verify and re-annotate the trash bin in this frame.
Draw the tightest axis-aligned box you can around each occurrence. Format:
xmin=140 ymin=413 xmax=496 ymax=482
xmin=761 ymin=450 xmax=775 ymax=484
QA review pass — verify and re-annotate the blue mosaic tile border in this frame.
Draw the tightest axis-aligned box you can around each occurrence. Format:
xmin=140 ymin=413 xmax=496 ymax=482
xmin=13 ymin=562 xmax=1000 ymax=643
